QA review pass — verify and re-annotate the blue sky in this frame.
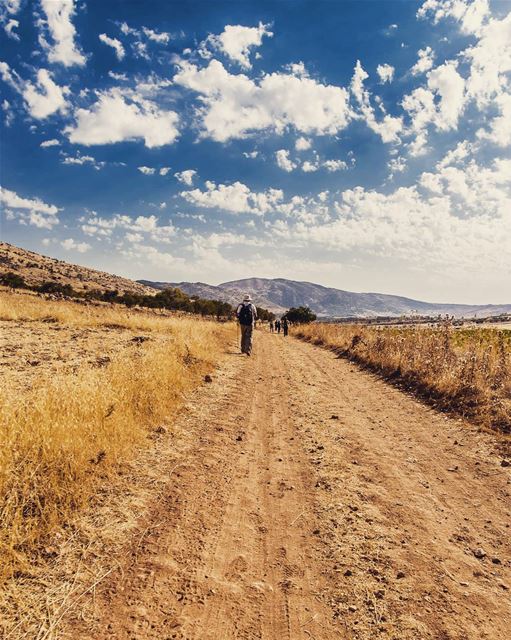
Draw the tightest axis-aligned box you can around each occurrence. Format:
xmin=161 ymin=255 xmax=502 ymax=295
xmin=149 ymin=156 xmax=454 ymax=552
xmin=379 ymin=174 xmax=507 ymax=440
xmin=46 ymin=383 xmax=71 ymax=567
xmin=1 ymin=0 xmax=510 ymax=303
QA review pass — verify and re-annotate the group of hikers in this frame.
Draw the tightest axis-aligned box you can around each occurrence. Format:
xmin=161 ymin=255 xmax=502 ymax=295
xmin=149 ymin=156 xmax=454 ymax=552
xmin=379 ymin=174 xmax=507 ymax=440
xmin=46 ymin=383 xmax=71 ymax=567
xmin=235 ymin=294 xmax=290 ymax=356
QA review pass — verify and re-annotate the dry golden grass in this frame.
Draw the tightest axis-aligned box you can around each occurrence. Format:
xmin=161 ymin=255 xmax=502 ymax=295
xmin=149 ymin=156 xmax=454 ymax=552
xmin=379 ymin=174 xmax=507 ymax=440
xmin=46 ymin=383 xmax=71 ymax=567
xmin=0 ymin=290 xmax=235 ymax=580
xmin=296 ymin=323 xmax=511 ymax=433
xmin=0 ymin=287 xmax=176 ymax=331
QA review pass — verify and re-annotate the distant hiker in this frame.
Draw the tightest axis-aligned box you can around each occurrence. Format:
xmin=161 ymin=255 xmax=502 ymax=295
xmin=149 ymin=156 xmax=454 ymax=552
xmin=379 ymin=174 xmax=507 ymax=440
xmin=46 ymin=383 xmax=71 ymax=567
xmin=269 ymin=320 xmax=274 ymax=333
xmin=282 ymin=317 xmax=289 ymax=337
xmin=236 ymin=294 xmax=258 ymax=356
xmin=275 ymin=319 xmax=281 ymax=333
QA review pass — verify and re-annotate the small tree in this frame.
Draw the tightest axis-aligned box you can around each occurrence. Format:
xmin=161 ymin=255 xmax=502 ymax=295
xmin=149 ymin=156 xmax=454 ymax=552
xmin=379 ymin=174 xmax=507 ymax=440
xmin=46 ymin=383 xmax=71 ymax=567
xmin=0 ymin=272 xmax=26 ymax=289
xmin=284 ymin=306 xmax=317 ymax=323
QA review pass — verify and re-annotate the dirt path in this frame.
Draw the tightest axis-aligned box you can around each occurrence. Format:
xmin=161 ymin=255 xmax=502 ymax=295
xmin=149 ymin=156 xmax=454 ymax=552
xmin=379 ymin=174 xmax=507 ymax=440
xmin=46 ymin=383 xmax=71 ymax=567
xmin=68 ymin=331 xmax=511 ymax=640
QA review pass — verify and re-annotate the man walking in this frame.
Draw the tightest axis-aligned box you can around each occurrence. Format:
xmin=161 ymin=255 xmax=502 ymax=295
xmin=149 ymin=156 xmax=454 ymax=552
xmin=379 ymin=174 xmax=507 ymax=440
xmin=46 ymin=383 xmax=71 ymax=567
xmin=236 ymin=294 xmax=258 ymax=355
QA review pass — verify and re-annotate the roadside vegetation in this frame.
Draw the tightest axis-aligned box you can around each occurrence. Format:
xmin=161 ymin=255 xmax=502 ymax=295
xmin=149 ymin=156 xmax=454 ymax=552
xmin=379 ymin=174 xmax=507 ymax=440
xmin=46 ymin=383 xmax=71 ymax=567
xmin=0 ymin=290 xmax=235 ymax=579
xmin=296 ymin=322 xmax=511 ymax=433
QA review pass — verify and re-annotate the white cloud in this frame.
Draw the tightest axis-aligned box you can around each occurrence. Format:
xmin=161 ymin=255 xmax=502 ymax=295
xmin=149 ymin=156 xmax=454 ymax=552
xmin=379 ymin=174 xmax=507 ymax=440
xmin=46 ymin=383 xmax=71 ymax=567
xmin=0 ymin=186 xmax=59 ymax=214
xmin=61 ymin=238 xmax=91 ymax=252
xmin=39 ymin=0 xmax=86 ymax=67
xmin=243 ymin=150 xmax=258 ymax=158
xmin=66 ymin=88 xmax=179 ymax=148
xmin=99 ymin=33 xmax=125 ymax=60
xmin=411 ymin=46 xmax=435 ymax=75
xmin=295 ymin=136 xmax=311 ymax=151
xmin=174 ymin=169 xmax=196 ymax=185
xmin=62 ymin=152 xmax=105 ymax=170
xmin=201 ymin=22 xmax=273 ymax=69
xmin=142 ymin=26 xmax=170 ymax=44
xmin=22 ymin=68 xmax=69 ymax=119
xmin=0 ymin=186 xmax=60 ymax=229
xmin=427 ymin=61 xmax=465 ymax=130
xmin=4 ymin=18 xmax=19 ymax=40
xmin=159 ymin=167 xmax=171 ymax=176
xmin=275 ymin=149 xmax=296 ymax=172
xmin=418 ymin=0 xmax=490 ymax=36
xmin=302 ymin=160 xmax=318 ymax=172
xmin=323 ymin=159 xmax=347 ymax=172
xmin=181 ymin=180 xmax=283 ymax=215
xmin=351 ymin=60 xmax=403 ymax=143
xmin=40 ymin=138 xmax=60 ymax=147
xmin=377 ymin=63 xmax=394 ymax=83
xmin=2 ymin=98 xmax=13 ymax=126
xmin=108 ymin=71 xmax=128 ymax=81
xmin=174 ymin=59 xmax=351 ymax=142
xmin=138 ymin=165 xmax=156 ymax=175
xmin=477 ymin=92 xmax=511 ymax=147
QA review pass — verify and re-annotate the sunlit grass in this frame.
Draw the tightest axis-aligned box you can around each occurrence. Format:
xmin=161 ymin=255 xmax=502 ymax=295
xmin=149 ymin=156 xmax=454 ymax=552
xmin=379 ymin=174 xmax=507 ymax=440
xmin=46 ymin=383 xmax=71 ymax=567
xmin=0 ymin=290 xmax=235 ymax=578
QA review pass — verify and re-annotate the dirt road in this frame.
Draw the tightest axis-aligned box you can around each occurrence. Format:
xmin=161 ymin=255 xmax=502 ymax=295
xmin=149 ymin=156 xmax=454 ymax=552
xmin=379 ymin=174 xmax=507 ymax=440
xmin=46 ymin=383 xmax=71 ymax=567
xmin=68 ymin=330 xmax=511 ymax=640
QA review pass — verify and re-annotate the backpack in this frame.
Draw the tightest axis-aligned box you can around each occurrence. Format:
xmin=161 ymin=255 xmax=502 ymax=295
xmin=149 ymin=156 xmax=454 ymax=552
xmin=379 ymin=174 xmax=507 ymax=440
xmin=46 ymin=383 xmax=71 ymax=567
xmin=238 ymin=304 xmax=254 ymax=326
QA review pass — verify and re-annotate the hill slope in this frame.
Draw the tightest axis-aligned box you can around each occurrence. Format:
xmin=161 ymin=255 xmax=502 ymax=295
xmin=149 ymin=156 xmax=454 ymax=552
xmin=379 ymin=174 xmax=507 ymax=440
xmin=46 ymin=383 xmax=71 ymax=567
xmin=1 ymin=242 xmax=155 ymax=296
xmin=141 ymin=277 xmax=511 ymax=318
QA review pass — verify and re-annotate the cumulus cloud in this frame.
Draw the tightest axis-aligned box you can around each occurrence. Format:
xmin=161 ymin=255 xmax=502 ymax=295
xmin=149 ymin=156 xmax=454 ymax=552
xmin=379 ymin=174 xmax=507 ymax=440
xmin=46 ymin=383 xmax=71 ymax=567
xmin=411 ymin=46 xmax=435 ymax=75
xmin=302 ymin=160 xmax=318 ymax=172
xmin=138 ymin=165 xmax=155 ymax=175
xmin=200 ymin=22 xmax=273 ymax=69
xmin=65 ymin=88 xmax=179 ymax=147
xmin=61 ymin=238 xmax=91 ymax=252
xmin=295 ymin=136 xmax=311 ymax=151
xmin=174 ymin=169 xmax=197 ymax=186
xmin=159 ymin=166 xmax=171 ymax=176
xmin=323 ymin=159 xmax=347 ymax=172
xmin=275 ymin=149 xmax=296 ymax=172
xmin=22 ymin=69 xmax=69 ymax=119
xmin=174 ymin=59 xmax=351 ymax=142
xmin=418 ymin=0 xmax=490 ymax=36
xmin=351 ymin=60 xmax=403 ymax=142
xmin=142 ymin=26 xmax=170 ymax=44
xmin=377 ymin=63 xmax=394 ymax=83
xmin=40 ymin=138 xmax=60 ymax=147
xmin=39 ymin=0 xmax=86 ymax=67
xmin=62 ymin=152 xmax=105 ymax=170
xmin=4 ymin=18 xmax=19 ymax=40
xmin=180 ymin=180 xmax=283 ymax=215
xmin=99 ymin=33 xmax=125 ymax=60
xmin=0 ymin=185 xmax=60 ymax=229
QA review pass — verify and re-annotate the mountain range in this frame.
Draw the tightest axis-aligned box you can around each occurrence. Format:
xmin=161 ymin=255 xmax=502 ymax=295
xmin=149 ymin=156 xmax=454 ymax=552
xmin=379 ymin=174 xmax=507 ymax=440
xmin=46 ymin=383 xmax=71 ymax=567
xmin=139 ymin=277 xmax=511 ymax=318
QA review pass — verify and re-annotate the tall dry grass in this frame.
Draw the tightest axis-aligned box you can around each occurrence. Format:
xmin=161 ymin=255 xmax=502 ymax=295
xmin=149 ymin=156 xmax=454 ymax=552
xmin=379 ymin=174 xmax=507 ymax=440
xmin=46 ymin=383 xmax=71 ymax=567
xmin=0 ymin=293 xmax=235 ymax=579
xmin=296 ymin=323 xmax=511 ymax=433
xmin=0 ymin=287 xmax=180 ymax=331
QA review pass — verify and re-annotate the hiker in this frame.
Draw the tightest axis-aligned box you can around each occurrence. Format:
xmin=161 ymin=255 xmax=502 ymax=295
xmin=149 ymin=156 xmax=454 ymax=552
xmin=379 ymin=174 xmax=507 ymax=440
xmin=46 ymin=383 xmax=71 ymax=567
xmin=275 ymin=319 xmax=281 ymax=333
xmin=282 ymin=316 xmax=289 ymax=337
xmin=236 ymin=294 xmax=258 ymax=355
xmin=269 ymin=320 xmax=274 ymax=333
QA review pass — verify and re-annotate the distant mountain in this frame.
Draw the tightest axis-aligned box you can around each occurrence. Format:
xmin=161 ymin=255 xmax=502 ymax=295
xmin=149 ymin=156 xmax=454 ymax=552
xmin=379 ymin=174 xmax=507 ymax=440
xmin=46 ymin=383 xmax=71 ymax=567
xmin=139 ymin=277 xmax=511 ymax=318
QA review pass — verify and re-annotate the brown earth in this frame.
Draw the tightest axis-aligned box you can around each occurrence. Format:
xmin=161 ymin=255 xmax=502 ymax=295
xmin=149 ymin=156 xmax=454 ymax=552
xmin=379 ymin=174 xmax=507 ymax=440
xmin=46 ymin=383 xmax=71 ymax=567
xmin=54 ymin=329 xmax=511 ymax=640
xmin=0 ymin=242 xmax=155 ymax=295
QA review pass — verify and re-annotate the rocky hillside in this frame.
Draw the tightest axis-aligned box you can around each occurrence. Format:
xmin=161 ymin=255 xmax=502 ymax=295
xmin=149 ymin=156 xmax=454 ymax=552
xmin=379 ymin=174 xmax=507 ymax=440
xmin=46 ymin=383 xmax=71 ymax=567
xmin=1 ymin=242 xmax=155 ymax=296
xmin=141 ymin=277 xmax=511 ymax=318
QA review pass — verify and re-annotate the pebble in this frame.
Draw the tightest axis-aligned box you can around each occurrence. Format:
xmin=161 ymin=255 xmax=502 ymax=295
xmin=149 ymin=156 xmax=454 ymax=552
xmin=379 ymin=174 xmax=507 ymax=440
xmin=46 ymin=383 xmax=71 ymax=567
xmin=396 ymin=571 xmax=406 ymax=579
xmin=204 ymin=374 xmax=213 ymax=383
xmin=348 ymin=605 xmax=358 ymax=612
xmin=501 ymin=459 xmax=510 ymax=468
xmin=473 ymin=548 xmax=486 ymax=559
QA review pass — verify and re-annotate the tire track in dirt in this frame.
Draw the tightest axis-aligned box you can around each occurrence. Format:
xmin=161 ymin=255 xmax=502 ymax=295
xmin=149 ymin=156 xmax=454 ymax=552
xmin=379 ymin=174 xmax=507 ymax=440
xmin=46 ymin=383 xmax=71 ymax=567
xmin=66 ymin=330 xmax=510 ymax=640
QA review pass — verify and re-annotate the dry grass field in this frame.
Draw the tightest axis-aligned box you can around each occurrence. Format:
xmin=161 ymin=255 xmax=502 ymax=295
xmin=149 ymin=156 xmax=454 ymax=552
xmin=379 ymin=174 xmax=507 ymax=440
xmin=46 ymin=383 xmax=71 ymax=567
xmin=296 ymin=322 xmax=511 ymax=434
xmin=0 ymin=289 xmax=235 ymax=581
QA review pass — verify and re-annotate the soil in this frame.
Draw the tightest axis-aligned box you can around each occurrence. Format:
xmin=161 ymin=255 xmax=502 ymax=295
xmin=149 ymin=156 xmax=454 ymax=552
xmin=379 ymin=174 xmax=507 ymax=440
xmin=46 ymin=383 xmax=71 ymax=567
xmin=0 ymin=320 xmax=156 ymax=389
xmin=58 ymin=331 xmax=511 ymax=639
